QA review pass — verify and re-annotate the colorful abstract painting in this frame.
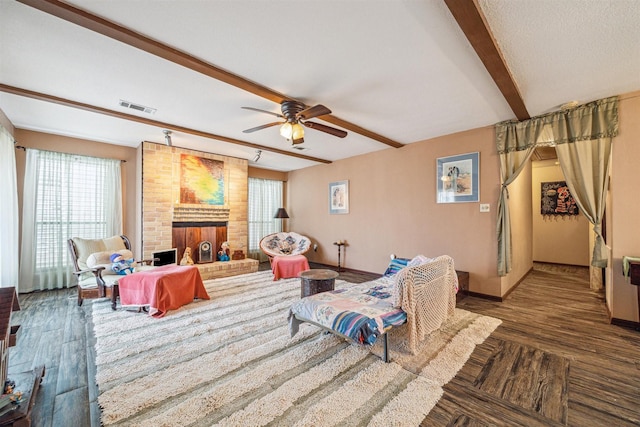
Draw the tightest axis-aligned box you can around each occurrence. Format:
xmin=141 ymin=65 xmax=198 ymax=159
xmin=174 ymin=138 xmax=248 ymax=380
xmin=180 ymin=155 xmax=224 ymax=205
xmin=541 ymin=181 xmax=579 ymax=216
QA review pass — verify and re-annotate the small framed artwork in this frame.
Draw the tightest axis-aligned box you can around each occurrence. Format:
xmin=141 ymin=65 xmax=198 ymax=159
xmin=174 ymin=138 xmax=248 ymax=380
xmin=437 ymin=152 xmax=479 ymax=203
xmin=329 ymin=180 xmax=349 ymax=214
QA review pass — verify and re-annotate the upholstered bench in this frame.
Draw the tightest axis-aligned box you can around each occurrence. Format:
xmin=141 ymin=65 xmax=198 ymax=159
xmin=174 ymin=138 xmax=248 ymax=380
xmin=288 ymin=255 xmax=459 ymax=362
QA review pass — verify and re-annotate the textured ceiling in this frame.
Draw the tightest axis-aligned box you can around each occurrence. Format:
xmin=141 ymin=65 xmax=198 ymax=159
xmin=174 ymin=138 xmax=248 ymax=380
xmin=1 ymin=0 xmax=638 ymax=171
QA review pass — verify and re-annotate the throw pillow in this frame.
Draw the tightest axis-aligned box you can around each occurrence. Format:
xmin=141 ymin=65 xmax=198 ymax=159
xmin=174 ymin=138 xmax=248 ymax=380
xmin=86 ymin=251 xmax=113 ymax=268
xmin=72 ymin=237 xmax=107 ymax=264
xmin=383 ymin=257 xmax=410 ymax=277
xmin=87 ymin=249 xmax=134 ymax=275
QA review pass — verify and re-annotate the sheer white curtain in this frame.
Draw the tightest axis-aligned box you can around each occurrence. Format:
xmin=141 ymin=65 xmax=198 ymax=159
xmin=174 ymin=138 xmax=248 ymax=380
xmin=19 ymin=149 xmax=122 ymax=292
xmin=248 ymin=178 xmax=283 ymax=261
xmin=0 ymin=126 xmax=20 ymax=288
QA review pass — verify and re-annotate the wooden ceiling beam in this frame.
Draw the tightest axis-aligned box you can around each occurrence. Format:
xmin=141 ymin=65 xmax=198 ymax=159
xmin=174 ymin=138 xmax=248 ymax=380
xmin=0 ymin=83 xmax=331 ymax=164
xmin=18 ymin=0 xmax=402 ymax=148
xmin=444 ymin=0 xmax=530 ymax=121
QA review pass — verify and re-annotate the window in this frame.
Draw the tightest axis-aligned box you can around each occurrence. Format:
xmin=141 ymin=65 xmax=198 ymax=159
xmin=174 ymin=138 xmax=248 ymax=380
xmin=248 ymin=178 xmax=283 ymax=260
xmin=19 ymin=149 xmax=122 ymax=291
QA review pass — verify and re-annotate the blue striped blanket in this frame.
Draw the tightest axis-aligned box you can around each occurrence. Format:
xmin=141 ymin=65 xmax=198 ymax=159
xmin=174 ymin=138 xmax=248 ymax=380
xmin=288 ymin=277 xmax=407 ymax=345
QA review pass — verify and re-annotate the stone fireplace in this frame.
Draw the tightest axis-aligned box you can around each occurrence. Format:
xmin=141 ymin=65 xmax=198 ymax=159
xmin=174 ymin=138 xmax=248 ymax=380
xmin=141 ymin=142 xmax=258 ymax=279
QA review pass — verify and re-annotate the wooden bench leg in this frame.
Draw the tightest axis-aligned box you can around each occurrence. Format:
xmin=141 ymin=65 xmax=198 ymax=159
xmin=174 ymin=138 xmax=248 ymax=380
xmin=111 ymin=284 xmax=119 ymax=310
xmin=383 ymin=333 xmax=390 ymax=363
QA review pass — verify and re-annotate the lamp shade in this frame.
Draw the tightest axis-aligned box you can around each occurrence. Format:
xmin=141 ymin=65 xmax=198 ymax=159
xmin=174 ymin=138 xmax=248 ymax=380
xmin=291 ymin=123 xmax=304 ymax=140
xmin=279 ymin=122 xmax=293 ymax=139
xmin=274 ymin=208 xmax=289 ymax=219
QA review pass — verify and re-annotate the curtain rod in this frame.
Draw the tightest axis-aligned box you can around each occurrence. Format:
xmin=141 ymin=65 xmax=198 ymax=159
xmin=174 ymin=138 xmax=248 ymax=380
xmin=13 ymin=144 xmax=126 ymax=162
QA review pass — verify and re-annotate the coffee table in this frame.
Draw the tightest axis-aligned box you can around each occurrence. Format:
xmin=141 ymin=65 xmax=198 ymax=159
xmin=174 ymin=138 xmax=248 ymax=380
xmin=299 ymin=269 xmax=339 ymax=298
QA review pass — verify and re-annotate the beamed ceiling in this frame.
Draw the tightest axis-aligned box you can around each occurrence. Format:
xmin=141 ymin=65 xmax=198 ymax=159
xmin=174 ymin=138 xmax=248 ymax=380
xmin=1 ymin=0 xmax=638 ymax=171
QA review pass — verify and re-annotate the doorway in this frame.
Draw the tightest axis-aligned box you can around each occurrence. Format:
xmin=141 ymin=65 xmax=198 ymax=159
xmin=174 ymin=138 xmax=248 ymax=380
xmin=531 ymin=153 xmax=591 ymax=268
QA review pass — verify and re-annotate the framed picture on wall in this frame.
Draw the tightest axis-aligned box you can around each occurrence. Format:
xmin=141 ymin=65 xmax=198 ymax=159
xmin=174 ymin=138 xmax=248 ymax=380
xmin=436 ymin=152 xmax=479 ymax=203
xmin=329 ymin=180 xmax=349 ymax=214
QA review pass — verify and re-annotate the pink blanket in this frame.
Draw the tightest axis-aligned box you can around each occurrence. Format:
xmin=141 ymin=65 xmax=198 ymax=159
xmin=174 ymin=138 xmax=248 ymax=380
xmin=118 ymin=265 xmax=209 ymax=317
xmin=272 ymin=255 xmax=310 ymax=280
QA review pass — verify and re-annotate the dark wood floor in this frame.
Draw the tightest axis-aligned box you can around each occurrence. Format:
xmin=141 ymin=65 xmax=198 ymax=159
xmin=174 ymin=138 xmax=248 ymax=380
xmin=427 ymin=263 xmax=640 ymax=426
xmin=7 ymin=262 xmax=639 ymax=426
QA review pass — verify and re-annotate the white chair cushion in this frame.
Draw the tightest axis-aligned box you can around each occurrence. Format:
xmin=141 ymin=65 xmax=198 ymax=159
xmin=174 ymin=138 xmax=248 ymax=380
xmin=72 ymin=236 xmax=127 ymax=271
xmin=77 ymin=275 xmax=119 ymax=289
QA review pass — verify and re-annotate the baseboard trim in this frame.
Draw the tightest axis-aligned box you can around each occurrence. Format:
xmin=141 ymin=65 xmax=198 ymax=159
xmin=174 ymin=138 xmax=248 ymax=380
xmin=467 ymin=291 xmax=503 ymax=302
xmin=309 ymin=262 xmax=380 ymax=277
xmin=610 ymin=317 xmax=640 ymax=331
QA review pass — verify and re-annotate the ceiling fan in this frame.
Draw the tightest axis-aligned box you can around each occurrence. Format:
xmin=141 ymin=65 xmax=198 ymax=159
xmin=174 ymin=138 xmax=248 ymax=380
xmin=242 ymin=101 xmax=347 ymax=144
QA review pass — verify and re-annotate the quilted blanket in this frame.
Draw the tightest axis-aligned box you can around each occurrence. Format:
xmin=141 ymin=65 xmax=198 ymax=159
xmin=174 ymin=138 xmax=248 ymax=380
xmin=288 ymin=277 xmax=407 ymax=345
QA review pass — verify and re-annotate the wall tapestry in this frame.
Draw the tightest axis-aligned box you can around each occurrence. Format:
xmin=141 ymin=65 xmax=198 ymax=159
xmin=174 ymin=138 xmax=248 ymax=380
xmin=180 ymin=154 xmax=224 ymax=205
xmin=541 ymin=181 xmax=579 ymax=216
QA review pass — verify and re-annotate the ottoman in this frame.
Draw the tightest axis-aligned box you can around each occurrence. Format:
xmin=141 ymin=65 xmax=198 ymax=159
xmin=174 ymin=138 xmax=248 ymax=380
xmin=272 ymin=254 xmax=310 ymax=280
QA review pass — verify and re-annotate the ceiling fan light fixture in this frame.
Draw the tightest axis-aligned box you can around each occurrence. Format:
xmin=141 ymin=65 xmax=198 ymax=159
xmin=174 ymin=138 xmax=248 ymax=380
xmin=291 ymin=122 xmax=304 ymax=141
xmin=280 ymin=122 xmax=293 ymax=139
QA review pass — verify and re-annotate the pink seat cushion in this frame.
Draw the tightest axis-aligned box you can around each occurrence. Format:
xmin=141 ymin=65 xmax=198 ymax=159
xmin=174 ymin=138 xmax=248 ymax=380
xmin=272 ymin=255 xmax=310 ymax=281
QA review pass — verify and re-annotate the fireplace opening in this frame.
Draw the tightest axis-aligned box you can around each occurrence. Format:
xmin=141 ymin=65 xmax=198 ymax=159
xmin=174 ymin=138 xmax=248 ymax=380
xmin=172 ymin=222 xmax=227 ymax=264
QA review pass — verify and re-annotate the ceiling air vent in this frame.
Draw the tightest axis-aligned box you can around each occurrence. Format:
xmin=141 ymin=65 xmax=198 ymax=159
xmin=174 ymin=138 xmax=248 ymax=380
xmin=118 ymin=100 xmax=157 ymax=114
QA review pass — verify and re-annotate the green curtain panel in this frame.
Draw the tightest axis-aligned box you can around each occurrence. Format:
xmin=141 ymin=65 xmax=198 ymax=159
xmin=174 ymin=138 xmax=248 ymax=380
xmin=494 ymin=96 xmax=618 ymax=277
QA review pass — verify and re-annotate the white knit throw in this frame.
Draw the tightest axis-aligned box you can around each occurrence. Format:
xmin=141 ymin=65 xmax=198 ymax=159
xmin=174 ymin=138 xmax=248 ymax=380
xmin=392 ymin=255 xmax=459 ymax=354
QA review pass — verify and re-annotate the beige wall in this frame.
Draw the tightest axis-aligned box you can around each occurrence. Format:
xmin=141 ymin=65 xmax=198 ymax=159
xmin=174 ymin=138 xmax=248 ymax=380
xmin=500 ymin=161 xmax=534 ymax=294
xmin=248 ymin=167 xmax=288 ymax=182
xmin=531 ymin=160 xmax=590 ymax=266
xmin=13 ymin=129 xmax=139 ymax=254
xmin=289 ymin=126 xmax=505 ymax=297
xmin=610 ymin=91 xmax=640 ymax=322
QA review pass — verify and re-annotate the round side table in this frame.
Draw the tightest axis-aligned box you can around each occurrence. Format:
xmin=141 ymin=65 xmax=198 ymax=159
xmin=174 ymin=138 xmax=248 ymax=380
xmin=299 ymin=269 xmax=339 ymax=298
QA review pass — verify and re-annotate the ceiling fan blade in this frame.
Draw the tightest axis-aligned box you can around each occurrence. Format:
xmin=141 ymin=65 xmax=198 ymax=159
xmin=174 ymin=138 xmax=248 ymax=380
xmin=242 ymin=122 xmax=282 ymax=133
xmin=297 ymin=104 xmax=331 ymax=120
xmin=302 ymin=121 xmax=348 ymax=138
xmin=241 ymin=106 xmax=283 ymax=118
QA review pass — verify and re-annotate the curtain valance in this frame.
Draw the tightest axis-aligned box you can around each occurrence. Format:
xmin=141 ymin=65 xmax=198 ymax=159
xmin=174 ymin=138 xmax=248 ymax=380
xmin=496 ymin=96 xmax=618 ymax=154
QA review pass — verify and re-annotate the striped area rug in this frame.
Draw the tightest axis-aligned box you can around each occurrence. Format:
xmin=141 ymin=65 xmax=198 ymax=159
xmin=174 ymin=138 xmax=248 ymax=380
xmin=91 ymin=271 xmax=501 ymax=426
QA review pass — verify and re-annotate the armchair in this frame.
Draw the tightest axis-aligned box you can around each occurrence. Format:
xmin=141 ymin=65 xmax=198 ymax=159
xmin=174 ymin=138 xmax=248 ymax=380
xmin=67 ymin=235 xmax=153 ymax=309
xmin=259 ymin=232 xmax=311 ymax=262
